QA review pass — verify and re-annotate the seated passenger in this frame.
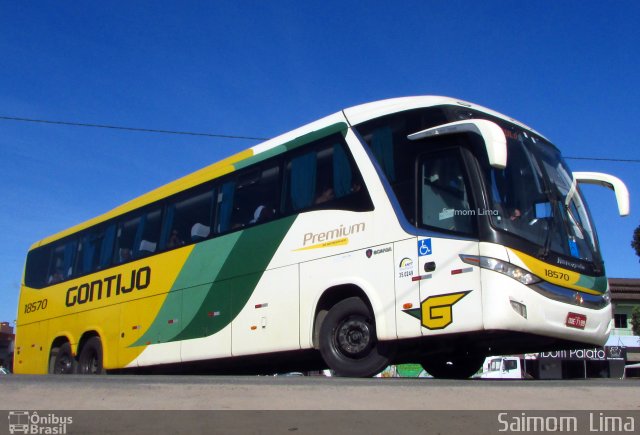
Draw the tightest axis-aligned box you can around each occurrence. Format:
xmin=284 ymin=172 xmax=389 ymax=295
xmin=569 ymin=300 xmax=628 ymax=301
xmin=119 ymin=248 xmax=132 ymax=263
xmin=249 ymin=205 xmax=275 ymax=224
xmin=167 ymin=230 xmax=185 ymax=248
xmin=48 ymin=269 xmax=64 ymax=284
xmin=315 ymin=187 xmax=334 ymax=205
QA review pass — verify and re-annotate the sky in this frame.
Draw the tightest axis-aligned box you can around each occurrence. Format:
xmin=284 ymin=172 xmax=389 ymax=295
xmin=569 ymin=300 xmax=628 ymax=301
xmin=0 ymin=1 xmax=638 ymax=325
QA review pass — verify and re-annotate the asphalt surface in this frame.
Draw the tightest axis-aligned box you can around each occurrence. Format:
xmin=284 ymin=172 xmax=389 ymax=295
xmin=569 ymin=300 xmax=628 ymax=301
xmin=1 ymin=375 xmax=638 ymax=410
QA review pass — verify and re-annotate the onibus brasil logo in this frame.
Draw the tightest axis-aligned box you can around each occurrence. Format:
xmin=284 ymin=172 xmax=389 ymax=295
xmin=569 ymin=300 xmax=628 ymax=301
xmin=8 ymin=411 xmax=73 ymax=434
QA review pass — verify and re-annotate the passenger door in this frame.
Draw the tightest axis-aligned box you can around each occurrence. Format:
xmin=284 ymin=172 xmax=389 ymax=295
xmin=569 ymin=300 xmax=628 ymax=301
xmin=415 ymin=148 xmax=483 ymax=336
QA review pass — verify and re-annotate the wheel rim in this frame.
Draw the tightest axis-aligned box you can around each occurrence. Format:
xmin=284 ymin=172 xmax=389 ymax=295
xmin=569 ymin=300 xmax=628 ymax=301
xmin=82 ymin=350 xmax=99 ymax=374
xmin=334 ymin=315 xmax=372 ymax=358
xmin=57 ymin=354 xmax=73 ymax=374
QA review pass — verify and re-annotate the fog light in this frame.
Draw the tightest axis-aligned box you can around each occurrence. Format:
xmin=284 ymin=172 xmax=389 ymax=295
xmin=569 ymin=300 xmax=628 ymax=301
xmin=510 ymin=300 xmax=527 ymax=319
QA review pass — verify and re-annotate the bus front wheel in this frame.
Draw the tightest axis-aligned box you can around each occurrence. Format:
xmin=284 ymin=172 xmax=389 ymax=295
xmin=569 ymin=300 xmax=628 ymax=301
xmin=77 ymin=336 xmax=105 ymax=375
xmin=319 ymin=297 xmax=394 ymax=377
xmin=420 ymin=352 xmax=484 ymax=379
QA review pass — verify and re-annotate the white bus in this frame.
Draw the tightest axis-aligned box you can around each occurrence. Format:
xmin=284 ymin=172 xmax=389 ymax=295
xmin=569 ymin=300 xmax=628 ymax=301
xmin=16 ymin=96 xmax=629 ymax=378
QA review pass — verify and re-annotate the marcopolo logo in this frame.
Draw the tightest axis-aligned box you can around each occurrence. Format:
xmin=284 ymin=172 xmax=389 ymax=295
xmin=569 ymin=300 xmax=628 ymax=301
xmin=8 ymin=411 xmax=73 ymax=434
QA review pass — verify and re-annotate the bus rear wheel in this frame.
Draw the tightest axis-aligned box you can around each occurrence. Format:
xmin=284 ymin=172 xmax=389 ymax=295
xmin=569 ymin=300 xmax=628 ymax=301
xmin=49 ymin=342 xmax=76 ymax=374
xmin=420 ymin=352 xmax=484 ymax=379
xmin=78 ymin=337 xmax=105 ymax=375
xmin=319 ymin=297 xmax=394 ymax=377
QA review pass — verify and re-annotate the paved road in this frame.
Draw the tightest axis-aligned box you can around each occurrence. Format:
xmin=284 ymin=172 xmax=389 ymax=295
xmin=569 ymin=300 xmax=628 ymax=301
xmin=1 ymin=375 xmax=638 ymax=411
xmin=2 ymin=376 xmax=638 ymax=434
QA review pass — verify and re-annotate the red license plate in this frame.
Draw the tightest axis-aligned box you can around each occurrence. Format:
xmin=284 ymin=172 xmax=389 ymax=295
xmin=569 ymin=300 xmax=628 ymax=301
xmin=566 ymin=312 xmax=587 ymax=329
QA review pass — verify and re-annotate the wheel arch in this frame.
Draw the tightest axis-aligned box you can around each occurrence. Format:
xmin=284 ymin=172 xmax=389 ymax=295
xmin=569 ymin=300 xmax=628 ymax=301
xmin=312 ymin=284 xmax=374 ymax=349
xmin=50 ymin=335 xmax=73 ymax=356
xmin=48 ymin=335 xmax=75 ymax=374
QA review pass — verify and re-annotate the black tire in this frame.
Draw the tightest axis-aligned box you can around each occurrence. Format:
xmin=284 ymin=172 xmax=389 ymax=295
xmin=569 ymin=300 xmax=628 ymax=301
xmin=420 ymin=352 xmax=484 ymax=379
xmin=50 ymin=342 xmax=76 ymax=374
xmin=77 ymin=336 xmax=105 ymax=375
xmin=319 ymin=297 xmax=394 ymax=377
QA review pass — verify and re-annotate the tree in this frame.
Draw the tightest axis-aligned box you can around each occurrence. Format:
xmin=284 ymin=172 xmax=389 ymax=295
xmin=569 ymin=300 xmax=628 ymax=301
xmin=632 ymin=224 xmax=640 ymax=261
xmin=631 ymin=307 xmax=640 ymax=337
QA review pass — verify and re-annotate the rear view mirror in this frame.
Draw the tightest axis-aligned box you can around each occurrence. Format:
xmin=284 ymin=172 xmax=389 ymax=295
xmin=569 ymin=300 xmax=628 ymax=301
xmin=408 ymin=119 xmax=507 ymax=169
xmin=534 ymin=201 xmax=552 ymax=219
xmin=573 ymin=172 xmax=630 ymax=216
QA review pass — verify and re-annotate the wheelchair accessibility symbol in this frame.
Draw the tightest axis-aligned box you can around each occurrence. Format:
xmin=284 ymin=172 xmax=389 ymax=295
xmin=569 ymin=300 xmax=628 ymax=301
xmin=418 ymin=239 xmax=432 ymax=257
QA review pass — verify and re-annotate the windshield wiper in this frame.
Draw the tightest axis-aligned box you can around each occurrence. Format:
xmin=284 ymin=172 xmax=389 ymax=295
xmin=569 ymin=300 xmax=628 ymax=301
xmin=564 ymin=203 xmax=602 ymax=273
xmin=537 ymin=191 xmax=556 ymax=260
xmin=563 ymin=180 xmax=602 ymax=271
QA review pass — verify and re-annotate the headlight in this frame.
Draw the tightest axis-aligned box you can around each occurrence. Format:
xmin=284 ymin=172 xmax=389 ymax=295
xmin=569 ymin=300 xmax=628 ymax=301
xmin=460 ymin=255 xmax=541 ymax=285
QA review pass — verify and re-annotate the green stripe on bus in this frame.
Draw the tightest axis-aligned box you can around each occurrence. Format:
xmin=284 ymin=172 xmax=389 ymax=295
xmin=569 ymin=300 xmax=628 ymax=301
xmin=132 ymin=233 xmax=242 ymax=346
xmin=132 ymin=215 xmax=297 ymax=346
xmin=575 ymin=274 xmax=608 ymax=294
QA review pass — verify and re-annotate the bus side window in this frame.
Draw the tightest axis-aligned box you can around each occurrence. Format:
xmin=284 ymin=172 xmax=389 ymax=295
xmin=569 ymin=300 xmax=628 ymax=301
xmin=287 ymin=151 xmax=317 ymax=211
xmin=243 ymin=165 xmax=280 ymax=226
xmin=25 ymin=246 xmax=50 ymax=288
xmin=222 ymin=165 xmax=280 ymax=230
xmin=285 ymin=138 xmax=372 ymax=213
xmin=114 ymin=216 xmax=137 ymax=264
xmin=45 ymin=239 xmax=77 ymax=284
xmin=76 ymin=231 xmax=101 ymax=275
xmin=47 ymin=244 xmax=65 ymax=284
xmin=161 ymin=186 xmax=215 ymax=249
xmin=137 ymin=208 xmax=162 ymax=257
xmin=98 ymin=224 xmax=116 ymax=270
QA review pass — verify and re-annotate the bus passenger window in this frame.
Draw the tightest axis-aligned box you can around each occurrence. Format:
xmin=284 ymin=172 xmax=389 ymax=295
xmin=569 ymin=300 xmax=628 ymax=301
xmin=419 ymin=151 xmax=476 ymax=235
xmin=48 ymin=245 xmax=64 ymax=284
xmin=44 ymin=239 xmax=77 ymax=284
xmin=285 ymin=138 xmax=372 ymax=213
xmin=137 ymin=208 xmax=162 ymax=257
xmin=99 ymin=225 xmax=116 ymax=270
xmin=162 ymin=188 xmax=214 ymax=248
xmin=223 ymin=165 xmax=280 ymax=230
xmin=114 ymin=207 xmax=162 ymax=261
xmin=77 ymin=231 xmax=101 ymax=275
xmin=288 ymin=152 xmax=317 ymax=211
xmin=25 ymin=246 xmax=50 ymax=288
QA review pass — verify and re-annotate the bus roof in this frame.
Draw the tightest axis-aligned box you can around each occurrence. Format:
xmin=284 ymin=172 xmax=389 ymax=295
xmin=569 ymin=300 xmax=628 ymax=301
xmin=31 ymin=96 xmax=541 ymax=249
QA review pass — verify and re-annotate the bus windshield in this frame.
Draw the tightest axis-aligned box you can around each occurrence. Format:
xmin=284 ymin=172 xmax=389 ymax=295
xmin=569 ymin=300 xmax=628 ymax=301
xmin=354 ymin=106 xmax=601 ymax=266
xmin=487 ymin=128 xmax=600 ymax=264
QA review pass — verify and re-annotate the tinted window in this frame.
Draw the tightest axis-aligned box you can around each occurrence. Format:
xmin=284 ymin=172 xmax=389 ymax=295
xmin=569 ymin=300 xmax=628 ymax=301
xmin=115 ymin=207 xmax=162 ymax=263
xmin=24 ymin=131 xmax=373 ymax=288
xmin=419 ymin=150 xmax=476 ymax=235
xmin=285 ymin=135 xmax=373 ymax=213
xmin=162 ymin=186 xmax=215 ymax=248
xmin=75 ymin=224 xmax=116 ymax=274
xmin=355 ymin=108 xmax=447 ymax=222
xmin=219 ymin=165 xmax=280 ymax=231
xmin=25 ymin=247 xmax=49 ymax=288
